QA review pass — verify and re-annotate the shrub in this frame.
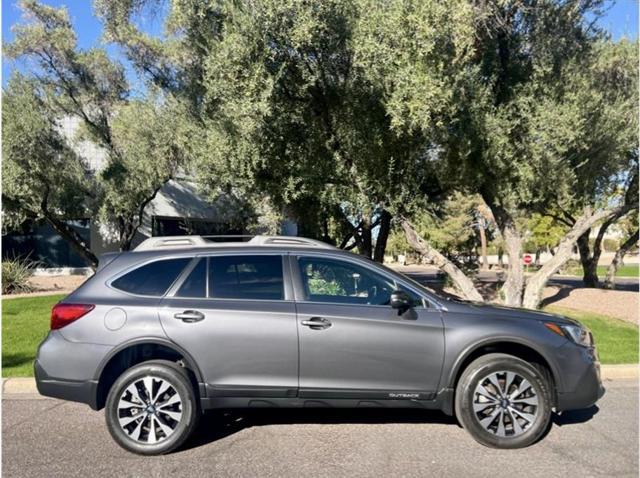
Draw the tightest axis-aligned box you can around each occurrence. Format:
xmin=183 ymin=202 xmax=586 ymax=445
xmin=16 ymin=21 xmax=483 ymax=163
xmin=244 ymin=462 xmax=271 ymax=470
xmin=2 ymin=256 xmax=36 ymax=295
xmin=559 ymin=258 xmax=580 ymax=274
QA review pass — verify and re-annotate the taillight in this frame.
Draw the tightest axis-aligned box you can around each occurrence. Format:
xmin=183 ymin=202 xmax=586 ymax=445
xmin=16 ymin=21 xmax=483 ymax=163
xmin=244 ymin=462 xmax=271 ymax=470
xmin=51 ymin=303 xmax=95 ymax=330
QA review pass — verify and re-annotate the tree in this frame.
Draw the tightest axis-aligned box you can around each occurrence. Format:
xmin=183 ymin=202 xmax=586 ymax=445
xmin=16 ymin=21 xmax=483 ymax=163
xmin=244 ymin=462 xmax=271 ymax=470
xmin=99 ymin=94 xmax=203 ymax=250
xmin=354 ymin=0 xmax=638 ymax=307
xmin=525 ymin=214 xmax=568 ymax=264
xmin=2 ymin=75 xmax=99 ymax=267
xmin=604 ymin=213 xmax=639 ymax=289
xmin=4 ymin=0 xmax=192 ymax=253
xmin=181 ymin=0 xmax=424 ymax=262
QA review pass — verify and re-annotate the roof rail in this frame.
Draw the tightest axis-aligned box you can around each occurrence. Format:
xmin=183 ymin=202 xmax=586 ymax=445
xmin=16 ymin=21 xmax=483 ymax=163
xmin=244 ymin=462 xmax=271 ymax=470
xmin=248 ymin=235 xmax=335 ymax=249
xmin=134 ymin=236 xmax=210 ymax=251
xmin=133 ymin=235 xmax=336 ymax=251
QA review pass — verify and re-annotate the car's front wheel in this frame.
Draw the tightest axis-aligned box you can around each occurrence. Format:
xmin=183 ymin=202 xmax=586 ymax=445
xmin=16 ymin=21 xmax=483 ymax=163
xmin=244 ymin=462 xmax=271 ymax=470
xmin=455 ymin=353 xmax=552 ymax=449
xmin=105 ymin=360 xmax=199 ymax=455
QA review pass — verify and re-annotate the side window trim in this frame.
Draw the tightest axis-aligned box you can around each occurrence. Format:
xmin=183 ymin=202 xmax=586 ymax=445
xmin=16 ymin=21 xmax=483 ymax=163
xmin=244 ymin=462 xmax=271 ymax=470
xmin=166 ymin=257 xmax=203 ymax=298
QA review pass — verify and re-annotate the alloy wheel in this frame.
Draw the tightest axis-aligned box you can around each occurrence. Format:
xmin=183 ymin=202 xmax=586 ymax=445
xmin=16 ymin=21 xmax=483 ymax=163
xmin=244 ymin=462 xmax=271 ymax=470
xmin=116 ymin=375 xmax=183 ymax=444
xmin=472 ymin=371 xmax=539 ymax=438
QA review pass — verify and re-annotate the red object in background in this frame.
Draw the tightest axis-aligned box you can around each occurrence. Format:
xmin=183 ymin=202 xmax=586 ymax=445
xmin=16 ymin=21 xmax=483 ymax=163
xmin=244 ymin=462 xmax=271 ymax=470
xmin=523 ymin=254 xmax=533 ymax=265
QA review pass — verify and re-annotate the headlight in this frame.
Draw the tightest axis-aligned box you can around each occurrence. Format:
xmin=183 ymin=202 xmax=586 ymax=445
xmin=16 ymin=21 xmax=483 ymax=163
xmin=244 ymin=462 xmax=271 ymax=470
xmin=561 ymin=324 xmax=592 ymax=347
xmin=545 ymin=322 xmax=593 ymax=347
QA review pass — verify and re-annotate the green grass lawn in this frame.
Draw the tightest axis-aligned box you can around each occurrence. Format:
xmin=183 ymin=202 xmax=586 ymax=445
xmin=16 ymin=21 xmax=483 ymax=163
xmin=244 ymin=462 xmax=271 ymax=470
xmin=2 ymin=294 xmax=65 ymax=377
xmin=563 ymin=263 xmax=639 ymax=278
xmin=2 ymin=294 xmax=637 ymax=377
xmin=546 ymin=306 xmax=639 ymax=364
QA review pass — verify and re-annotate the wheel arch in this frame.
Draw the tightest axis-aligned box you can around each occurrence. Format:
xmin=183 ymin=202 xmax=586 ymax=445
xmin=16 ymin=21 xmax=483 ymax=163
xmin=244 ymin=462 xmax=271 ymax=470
xmin=93 ymin=338 xmax=204 ymax=410
xmin=447 ymin=338 xmax=561 ymax=406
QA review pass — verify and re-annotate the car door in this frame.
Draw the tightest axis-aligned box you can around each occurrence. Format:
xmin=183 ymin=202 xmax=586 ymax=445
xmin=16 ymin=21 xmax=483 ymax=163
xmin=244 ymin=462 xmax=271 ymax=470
xmin=291 ymin=254 xmax=445 ymax=399
xmin=158 ymin=253 xmax=299 ymax=398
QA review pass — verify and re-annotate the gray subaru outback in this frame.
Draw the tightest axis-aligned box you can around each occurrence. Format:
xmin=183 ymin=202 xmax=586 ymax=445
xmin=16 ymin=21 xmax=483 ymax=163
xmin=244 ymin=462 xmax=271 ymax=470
xmin=35 ymin=235 xmax=604 ymax=454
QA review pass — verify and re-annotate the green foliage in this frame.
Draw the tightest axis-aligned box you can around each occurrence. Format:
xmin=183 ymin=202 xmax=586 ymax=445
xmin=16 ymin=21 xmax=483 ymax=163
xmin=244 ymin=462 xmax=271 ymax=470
xmin=99 ymin=93 xmax=201 ymax=242
xmin=385 ymin=228 xmax=410 ymax=257
xmin=4 ymin=0 xmax=199 ymax=251
xmin=1 ymin=256 xmax=37 ymax=295
xmin=1 ymin=75 xmax=94 ymax=231
xmin=524 ymin=214 xmax=568 ymax=252
xmin=307 ymin=271 xmax=346 ymax=296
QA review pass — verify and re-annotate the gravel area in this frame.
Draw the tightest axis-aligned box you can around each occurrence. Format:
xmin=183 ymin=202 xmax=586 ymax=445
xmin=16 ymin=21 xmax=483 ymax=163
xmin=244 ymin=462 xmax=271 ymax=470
xmin=4 ymin=275 xmax=91 ymax=299
xmin=542 ymin=286 xmax=638 ymax=324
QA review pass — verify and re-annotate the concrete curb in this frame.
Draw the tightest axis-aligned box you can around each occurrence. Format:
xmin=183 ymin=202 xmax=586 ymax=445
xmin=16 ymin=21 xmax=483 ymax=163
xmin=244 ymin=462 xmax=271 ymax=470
xmin=3 ymin=365 xmax=638 ymax=397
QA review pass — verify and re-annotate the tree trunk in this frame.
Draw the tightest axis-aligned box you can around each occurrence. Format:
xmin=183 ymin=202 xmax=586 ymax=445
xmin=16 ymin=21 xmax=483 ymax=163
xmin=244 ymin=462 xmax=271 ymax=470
xmin=499 ymin=220 xmax=524 ymax=307
xmin=522 ymin=206 xmax=631 ymax=309
xmin=477 ymin=201 xmax=523 ymax=305
xmin=604 ymin=229 xmax=639 ymax=289
xmin=478 ymin=224 xmax=489 ymax=270
xmin=43 ymin=213 xmax=98 ymax=269
xmin=373 ymin=210 xmax=392 ymax=263
xmin=359 ymin=216 xmax=373 ymax=259
xmin=577 ymin=231 xmax=598 ymax=287
xmin=400 ymin=219 xmax=484 ymax=302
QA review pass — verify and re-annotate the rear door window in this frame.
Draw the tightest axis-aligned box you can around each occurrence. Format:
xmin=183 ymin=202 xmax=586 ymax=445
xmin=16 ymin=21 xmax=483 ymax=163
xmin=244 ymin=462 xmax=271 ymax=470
xmin=111 ymin=258 xmax=191 ymax=296
xmin=209 ymin=255 xmax=284 ymax=300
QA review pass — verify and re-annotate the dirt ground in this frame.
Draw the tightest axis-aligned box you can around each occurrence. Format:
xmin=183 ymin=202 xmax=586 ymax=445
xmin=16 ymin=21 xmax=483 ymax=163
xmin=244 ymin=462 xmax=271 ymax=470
xmin=6 ymin=275 xmax=92 ymax=298
xmin=541 ymin=286 xmax=638 ymax=324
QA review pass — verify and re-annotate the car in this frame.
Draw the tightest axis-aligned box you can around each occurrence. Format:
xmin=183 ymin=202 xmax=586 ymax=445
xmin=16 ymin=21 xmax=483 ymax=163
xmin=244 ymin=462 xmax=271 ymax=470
xmin=35 ymin=235 xmax=604 ymax=454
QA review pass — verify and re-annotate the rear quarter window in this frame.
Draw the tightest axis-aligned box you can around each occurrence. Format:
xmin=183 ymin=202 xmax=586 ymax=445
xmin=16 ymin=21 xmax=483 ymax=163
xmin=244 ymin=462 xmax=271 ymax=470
xmin=111 ymin=258 xmax=191 ymax=296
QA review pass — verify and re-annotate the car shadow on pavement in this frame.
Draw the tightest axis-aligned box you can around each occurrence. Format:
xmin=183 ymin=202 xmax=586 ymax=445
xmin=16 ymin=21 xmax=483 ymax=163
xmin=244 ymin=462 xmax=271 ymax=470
xmin=552 ymin=405 xmax=599 ymax=426
xmin=184 ymin=408 xmax=458 ymax=451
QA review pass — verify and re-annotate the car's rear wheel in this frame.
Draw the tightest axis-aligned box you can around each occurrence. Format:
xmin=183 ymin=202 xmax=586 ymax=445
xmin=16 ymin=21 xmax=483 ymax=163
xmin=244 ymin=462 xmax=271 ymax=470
xmin=105 ymin=360 xmax=199 ymax=455
xmin=455 ymin=353 xmax=552 ymax=449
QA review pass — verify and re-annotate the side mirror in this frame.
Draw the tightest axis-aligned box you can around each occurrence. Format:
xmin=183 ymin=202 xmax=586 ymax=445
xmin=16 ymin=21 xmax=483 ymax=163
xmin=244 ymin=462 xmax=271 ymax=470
xmin=390 ymin=290 xmax=413 ymax=314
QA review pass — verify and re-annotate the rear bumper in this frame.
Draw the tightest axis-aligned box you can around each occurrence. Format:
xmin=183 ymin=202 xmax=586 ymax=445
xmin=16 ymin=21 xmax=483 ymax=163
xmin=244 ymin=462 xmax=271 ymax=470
xmin=34 ymin=360 xmax=100 ymax=409
xmin=34 ymin=331 xmax=110 ymax=410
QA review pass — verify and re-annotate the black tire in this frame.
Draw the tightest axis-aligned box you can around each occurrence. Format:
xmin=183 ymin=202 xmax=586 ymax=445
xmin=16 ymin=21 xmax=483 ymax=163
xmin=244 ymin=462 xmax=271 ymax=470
xmin=455 ymin=353 xmax=552 ymax=449
xmin=105 ymin=360 xmax=200 ymax=455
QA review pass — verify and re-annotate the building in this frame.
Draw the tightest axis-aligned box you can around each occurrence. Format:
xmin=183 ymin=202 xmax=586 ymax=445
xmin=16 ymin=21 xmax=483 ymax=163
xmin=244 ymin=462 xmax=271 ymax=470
xmin=2 ymin=117 xmax=296 ymax=270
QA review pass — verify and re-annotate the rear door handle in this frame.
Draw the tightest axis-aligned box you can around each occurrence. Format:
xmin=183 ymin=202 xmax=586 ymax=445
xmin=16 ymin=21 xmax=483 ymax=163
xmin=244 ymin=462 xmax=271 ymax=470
xmin=301 ymin=317 xmax=332 ymax=330
xmin=174 ymin=310 xmax=205 ymax=323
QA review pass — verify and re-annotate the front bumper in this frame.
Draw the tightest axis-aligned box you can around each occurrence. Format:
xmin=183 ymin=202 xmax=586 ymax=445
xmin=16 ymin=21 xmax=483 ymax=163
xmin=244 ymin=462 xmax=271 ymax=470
xmin=555 ymin=347 xmax=605 ymax=411
xmin=34 ymin=360 xmax=99 ymax=409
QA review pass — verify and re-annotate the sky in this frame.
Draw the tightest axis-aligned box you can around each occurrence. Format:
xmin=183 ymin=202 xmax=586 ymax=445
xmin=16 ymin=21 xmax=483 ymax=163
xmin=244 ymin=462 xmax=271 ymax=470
xmin=1 ymin=0 xmax=639 ymax=88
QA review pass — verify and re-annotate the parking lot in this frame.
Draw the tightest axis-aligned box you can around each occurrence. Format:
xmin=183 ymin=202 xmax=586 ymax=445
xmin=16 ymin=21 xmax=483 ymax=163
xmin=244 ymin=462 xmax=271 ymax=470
xmin=2 ymin=379 xmax=637 ymax=478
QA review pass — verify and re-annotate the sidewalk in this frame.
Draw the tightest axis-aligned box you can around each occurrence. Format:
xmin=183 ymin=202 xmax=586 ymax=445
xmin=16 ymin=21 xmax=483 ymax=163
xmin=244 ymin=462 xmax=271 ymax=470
xmin=4 ymin=364 xmax=637 ymax=396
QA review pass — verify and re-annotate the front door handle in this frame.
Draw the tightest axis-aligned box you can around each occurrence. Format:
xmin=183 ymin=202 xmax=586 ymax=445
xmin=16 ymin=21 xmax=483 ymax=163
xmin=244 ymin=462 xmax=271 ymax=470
xmin=301 ymin=317 xmax=332 ymax=330
xmin=174 ymin=310 xmax=205 ymax=323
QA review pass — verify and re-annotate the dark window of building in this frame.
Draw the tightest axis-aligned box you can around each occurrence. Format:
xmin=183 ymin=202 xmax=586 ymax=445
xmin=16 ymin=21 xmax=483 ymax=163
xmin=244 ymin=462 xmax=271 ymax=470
xmin=209 ymin=255 xmax=284 ymax=300
xmin=112 ymin=258 xmax=191 ymax=296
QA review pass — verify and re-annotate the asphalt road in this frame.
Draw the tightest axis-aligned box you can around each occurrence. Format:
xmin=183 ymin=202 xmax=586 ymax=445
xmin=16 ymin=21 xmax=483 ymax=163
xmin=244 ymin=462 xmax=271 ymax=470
xmin=2 ymin=380 xmax=637 ymax=478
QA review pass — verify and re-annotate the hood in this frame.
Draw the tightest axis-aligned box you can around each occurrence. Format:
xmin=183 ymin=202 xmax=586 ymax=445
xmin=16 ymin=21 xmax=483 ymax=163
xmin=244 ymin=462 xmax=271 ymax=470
xmin=441 ymin=299 xmax=580 ymax=326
